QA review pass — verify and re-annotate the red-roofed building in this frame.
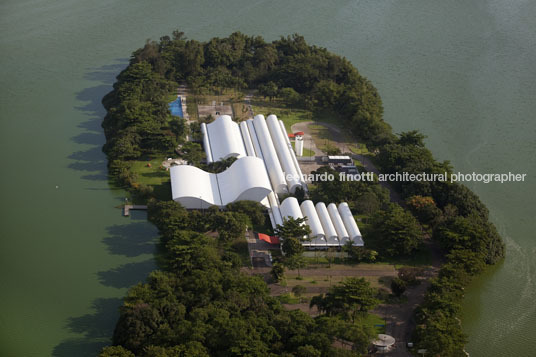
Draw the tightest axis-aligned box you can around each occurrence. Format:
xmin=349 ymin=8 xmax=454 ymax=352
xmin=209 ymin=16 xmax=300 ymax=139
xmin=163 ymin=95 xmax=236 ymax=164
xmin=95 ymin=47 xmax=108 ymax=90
xmin=257 ymin=233 xmax=280 ymax=244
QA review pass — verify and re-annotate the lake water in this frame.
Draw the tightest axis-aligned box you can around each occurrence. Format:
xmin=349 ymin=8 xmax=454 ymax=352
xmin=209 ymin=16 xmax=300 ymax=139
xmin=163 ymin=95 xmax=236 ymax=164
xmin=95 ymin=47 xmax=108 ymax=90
xmin=1 ymin=0 xmax=534 ymax=356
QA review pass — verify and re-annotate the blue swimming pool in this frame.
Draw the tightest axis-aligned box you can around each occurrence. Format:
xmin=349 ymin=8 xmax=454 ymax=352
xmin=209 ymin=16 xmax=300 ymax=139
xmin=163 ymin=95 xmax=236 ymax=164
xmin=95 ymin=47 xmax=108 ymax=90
xmin=169 ymin=96 xmax=184 ymax=117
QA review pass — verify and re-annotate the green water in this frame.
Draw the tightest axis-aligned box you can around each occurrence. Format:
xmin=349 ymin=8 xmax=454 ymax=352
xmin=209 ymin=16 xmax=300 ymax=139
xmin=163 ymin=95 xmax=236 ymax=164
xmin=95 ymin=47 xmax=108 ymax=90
xmin=1 ymin=0 xmax=534 ymax=356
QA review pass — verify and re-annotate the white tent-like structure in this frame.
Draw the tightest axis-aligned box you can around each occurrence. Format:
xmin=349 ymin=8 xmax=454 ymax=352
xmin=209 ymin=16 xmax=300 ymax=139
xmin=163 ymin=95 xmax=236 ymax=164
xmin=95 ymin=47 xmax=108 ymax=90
xmin=170 ymin=156 xmax=271 ymax=209
xmin=279 ymin=196 xmax=304 ymax=222
xmin=338 ymin=202 xmax=364 ymax=246
xmin=174 ymin=114 xmax=365 ymax=247
xmin=316 ymin=202 xmax=339 ymax=246
xmin=327 ymin=203 xmax=350 ymax=245
xmin=300 ymin=200 xmax=326 ymax=246
xmin=205 ymin=115 xmax=246 ymax=161
xmin=278 ymin=197 xmax=362 ymax=247
xmin=266 ymin=114 xmax=301 ymax=193
xmin=252 ymin=115 xmax=288 ymax=194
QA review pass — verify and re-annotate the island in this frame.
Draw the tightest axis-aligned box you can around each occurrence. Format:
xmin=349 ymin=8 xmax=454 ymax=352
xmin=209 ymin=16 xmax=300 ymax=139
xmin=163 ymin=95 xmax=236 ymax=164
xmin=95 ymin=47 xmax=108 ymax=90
xmin=99 ymin=31 xmax=504 ymax=356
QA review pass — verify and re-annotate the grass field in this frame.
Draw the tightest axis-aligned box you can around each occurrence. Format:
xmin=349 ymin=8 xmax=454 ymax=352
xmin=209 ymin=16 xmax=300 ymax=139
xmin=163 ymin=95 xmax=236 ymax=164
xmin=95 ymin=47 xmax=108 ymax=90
xmin=291 ymin=142 xmax=315 ymax=157
xmin=129 ymin=158 xmax=172 ymax=201
xmin=250 ymin=98 xmax=312 ymax=132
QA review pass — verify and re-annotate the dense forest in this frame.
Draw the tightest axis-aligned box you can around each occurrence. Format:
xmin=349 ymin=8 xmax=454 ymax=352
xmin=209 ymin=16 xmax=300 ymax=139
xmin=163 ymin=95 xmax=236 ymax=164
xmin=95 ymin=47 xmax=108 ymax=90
xmin=101 ymin=31 xmax=504 ymax=356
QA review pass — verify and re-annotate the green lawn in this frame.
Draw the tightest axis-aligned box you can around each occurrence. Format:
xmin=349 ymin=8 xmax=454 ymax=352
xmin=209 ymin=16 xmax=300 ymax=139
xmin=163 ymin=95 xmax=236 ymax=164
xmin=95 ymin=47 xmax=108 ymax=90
xmin=359 ymin=313 xmax=386 ymax=334
xmin=130 ymin=159 xmax=170 ymax=186
xmin=129 ymin=158 xmax=172 ymax=202
xmin=291 ymin=142 xmax=315 ymax=157
xmin=250 ymin=98 xmax=312 ymax=132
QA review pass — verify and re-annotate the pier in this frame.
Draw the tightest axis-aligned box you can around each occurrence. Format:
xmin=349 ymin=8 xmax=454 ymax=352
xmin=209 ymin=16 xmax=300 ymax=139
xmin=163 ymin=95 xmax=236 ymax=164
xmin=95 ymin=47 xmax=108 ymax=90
xmin=123 ymin=205 xmax=147 ymax=216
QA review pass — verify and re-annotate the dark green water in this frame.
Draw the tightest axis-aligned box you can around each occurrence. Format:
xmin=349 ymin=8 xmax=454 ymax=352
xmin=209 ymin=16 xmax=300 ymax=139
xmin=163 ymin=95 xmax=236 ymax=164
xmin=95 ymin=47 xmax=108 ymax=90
xmin=1 ymin=1 xmax=534 ymax=356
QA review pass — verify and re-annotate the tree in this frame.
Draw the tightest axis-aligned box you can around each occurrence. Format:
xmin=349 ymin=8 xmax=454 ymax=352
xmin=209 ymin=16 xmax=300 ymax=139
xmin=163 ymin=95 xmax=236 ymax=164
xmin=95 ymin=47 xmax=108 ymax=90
xmin=270 ymin=262 xmax=285 ymax=282
xmin=292 ymin=285 xmax=307 ymax=298
xmin=209 ymin=211 xmax=247 ymax=243
xmin=275 ymin=216 xmax=311 ymax=240
xmin=391 ymin=277 xmax=407 ymax=297
xmin=406 ymin=195 xmax=441 ymax=226
xmin=98 ymin=346 xmax=134 ymax=357
xmin=258 ymin=81 xmax=279 ymax=101
xmin=226 ymin=200 xmax=266 ymax=226
xmin=310 ymin=277 xmax=379 ymax=321
xmin=365 ymin=203 xmax=423 ymax=257
xmin=342 ymin=242 xmax=378 ymax=263
xmin=354 ymin=191 xmax=381 ymax=215
xmin=284 ymin=253 xmax=307 ymax=277
xmin=180 ymin=141 xmax=205 ymax=165
xmin=281 ymin=237 xmax=305 ymax=257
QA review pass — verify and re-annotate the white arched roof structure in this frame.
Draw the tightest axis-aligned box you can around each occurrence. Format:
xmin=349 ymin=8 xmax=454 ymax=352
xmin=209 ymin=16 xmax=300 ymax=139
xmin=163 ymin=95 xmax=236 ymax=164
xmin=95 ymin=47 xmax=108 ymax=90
xmin=300 ymin=200 xmax=326 ymax=246
xmin=246 ymin=119 xmax=264 ymax=161
xmin=338 ymin=202 xmax=364 ymax=246
xmin=205 ymin=115 xmax=246 ymax=161
xmin=315 ymin=202 xmax=339 ymax=246
xmin=266 ymin=114 xmax=301 ymax=193
xmin=279 ymin=197 xmax=303 ymax=221
xmin=170 ymin=164 xmax=222 ymax=208
xmin=253 ymin=115 xmax=288 ymax=195
xmin=218 ymin=156 xmax=272 ymax=204
xmin=279 ymin=119 xmax=306 ymax=189
xmin=328 ymin=203 xmax=350 ymax=245
xmin=200 ymin=123 xmax=213 ymax=163
xmin=170 ymin=157 xmax=271 ymax=209
xmin=239 ymin=121 xmax=256 ymax=157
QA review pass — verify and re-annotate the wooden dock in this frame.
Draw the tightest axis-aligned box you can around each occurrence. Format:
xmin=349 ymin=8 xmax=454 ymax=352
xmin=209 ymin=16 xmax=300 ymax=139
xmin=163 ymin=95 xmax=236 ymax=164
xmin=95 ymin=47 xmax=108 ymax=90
xmin=123 ymin=205 xmax=148 ymax=216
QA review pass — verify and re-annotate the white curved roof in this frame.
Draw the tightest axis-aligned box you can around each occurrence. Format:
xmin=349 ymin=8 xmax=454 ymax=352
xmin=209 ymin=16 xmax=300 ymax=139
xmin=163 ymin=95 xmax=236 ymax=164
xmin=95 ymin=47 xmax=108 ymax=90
xmin=279 ymin=119 xmax=306 ymax=189
xmin=239 ymin=121 xmax=256 ymax=157
xmin=170 ymin=156 xmax=271 ymax=209
xmin=218 ymin=156 xmax=272 ymax=204
xmin=266 ymin=115 xmax=301 ymax=193
xmin=170 ymin=164 xmax=222 ymax=207
xmin=200 ymin=123 xmax=213 ymax=163
xmin=315 ymin=202 xmax=339 ymax=245
xmin=246 ymin=119 xmax=264 ymax=161
xmin=338 ymin=202 xmax=364 ymax=246
xmin=300 ymin=200 xmax=325 ymax=242
xmin=328 ymin=203 xmax=350 ymax=244
xmin=206 ymin=115 xmax=246 ymax=161
xmin=253 ymin=115 xmax=288 ymax=194
xmin=279 ymin=197 xmax=304 ymax=221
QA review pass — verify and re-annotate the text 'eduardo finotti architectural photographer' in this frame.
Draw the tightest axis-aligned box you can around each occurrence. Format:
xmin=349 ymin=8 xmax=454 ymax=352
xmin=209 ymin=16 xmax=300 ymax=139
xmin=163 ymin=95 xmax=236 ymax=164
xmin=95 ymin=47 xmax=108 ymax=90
xmin=289 ymin=171 xmax=528 ymax=184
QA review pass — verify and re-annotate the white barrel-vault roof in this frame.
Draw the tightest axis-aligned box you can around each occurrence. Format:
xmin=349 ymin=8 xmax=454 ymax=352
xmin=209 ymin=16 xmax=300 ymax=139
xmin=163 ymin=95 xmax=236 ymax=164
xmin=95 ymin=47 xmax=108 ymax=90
xmin=328 ymin=203 xmax=350 ymax=245
xmin=279 ymin=119 xmax=306 ymax=189
xmin=300 ymin=200 xmax=326 ymax=246
xmin=246 ymin=119 xmax=264 ymax=161
xmin=315 ymin=202 xmax=339 ymax=245
xmin=252 ymin=115 xmax=288 ymax=195
xmin=200 ymin=123 xmax=213 ymax=163
xmin=338 ymin=202 xmax=364 ymax=246
xmin=170 ymin=164 xmax=222 ymax=208
xmin=279 ymin=197 xmax=303 ymax=221
xmin=266 ymin=114 xmax=301 ymax=193
xmin=239 ymin=121 xmax=256 ymax=157
xmin=170 ymin=156 xmax=271 ymax=209
xmin=218 ymin=156 xmax=272 ymax=204
xmin=205 ymin=115 xmax=246 ymax=161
